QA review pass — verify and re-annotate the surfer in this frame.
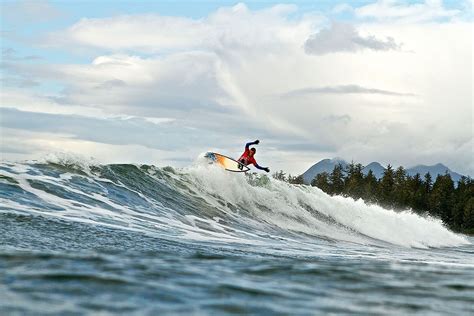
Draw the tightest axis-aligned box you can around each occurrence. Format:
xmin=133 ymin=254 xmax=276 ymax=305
xmin=238 ymin=140 xmax=270 ymax=173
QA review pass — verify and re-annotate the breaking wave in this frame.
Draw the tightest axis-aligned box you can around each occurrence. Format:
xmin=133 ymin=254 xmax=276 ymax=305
xmin=0 ymin=155 xmax=469 ymax=250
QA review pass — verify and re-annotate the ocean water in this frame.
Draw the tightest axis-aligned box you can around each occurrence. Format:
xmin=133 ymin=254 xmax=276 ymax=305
xmin=1 ymin=157 xmax=473 ymax=315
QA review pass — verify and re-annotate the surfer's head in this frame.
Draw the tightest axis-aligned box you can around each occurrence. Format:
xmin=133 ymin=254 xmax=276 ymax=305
xmin=250 ymin=148 xmax=256 ymax=156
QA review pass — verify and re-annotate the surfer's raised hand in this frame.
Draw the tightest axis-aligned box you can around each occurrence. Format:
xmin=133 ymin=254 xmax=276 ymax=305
xmin=254 ymin=140 xmax=260 ymax=145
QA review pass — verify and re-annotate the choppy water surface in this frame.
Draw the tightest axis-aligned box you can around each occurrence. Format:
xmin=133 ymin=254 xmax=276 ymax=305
xmin=1 ymin=159 xmax=473 ymax=315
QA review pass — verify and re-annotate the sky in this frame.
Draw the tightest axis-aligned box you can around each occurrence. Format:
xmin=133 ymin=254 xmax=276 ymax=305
xmin=1 ymin=0 xmax=473 ymax=176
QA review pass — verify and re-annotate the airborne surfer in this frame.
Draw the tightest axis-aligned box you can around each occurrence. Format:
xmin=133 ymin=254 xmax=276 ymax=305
xmin=238 ymin=140 xmax=270 ymax=173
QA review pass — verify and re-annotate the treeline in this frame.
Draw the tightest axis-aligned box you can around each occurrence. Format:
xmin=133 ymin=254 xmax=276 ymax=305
xmin=272 ymin=163 xmax=474 ymax=234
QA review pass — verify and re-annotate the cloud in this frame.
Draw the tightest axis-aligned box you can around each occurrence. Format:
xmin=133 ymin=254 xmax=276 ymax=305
xmin=275 ymin=142 xmax=337 ymax=153
xmin=1 ymin=3 xmax=472 ymax=175
xmin=2 ymin=48 xmax=41 ymax=61
xmin=331 ymin=4 xmax=353 ymax=14
xmin=0 ymin=90 xmax=106 ymax=118
xmin=282 ymin=84 xmax=415 ymax=98
xmin=304 ymin=22 xmax=401 ymax=55
xmin=93 ymin=79 xmax=127 ymax=90
xmin=3 ymin=52 xmax=232 ymax=117
xmin=0 ymin=106 xmax=276 ymax=156
xmin=0 ymin=145 xmax=35 ymax=155
xmin=323 ymin=114 xmax=352 ymax=125
xmin=0 ymin=107 xmax=201 ymax=151
xmin=355 ymin=0 xmax=461 ymax=23
xmin=1 ymin=49 xmax=42 ymax=88
xmin=0 ymin=127 xmax=194 ymax=167
xmin=337 ymin=122 xmax=474 ymax=177
xmin=1 ymin=77 xmax=39 ymax=88
xmin=2 ymin=0 xmax=63 ymax=24
xmin=47 ymin=3 xmax=309 ymax=54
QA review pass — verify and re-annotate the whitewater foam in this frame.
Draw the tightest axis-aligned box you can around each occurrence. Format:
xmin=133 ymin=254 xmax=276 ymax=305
xmin=185 ymin=162 xmax=469 ymax=248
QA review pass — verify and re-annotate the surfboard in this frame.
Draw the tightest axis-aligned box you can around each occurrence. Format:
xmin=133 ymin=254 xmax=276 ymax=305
xmin=205 ymin=152 xmax=250 ymax=172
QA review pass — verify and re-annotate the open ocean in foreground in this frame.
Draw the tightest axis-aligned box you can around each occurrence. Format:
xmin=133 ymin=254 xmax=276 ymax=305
xmin=1 ymin=160 xmax=473 ymax=315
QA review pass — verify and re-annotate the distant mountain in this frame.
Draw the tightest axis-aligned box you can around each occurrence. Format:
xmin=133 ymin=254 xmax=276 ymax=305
xmin=362 ymin=162 xmax=385 ymax=179
xmin=302 ymin=159 xmax=466 ymax=184
xmin=302 ymin=158 xmax=347 ymax=184
xmin=407 ymin=163 xmax=464 ymax=183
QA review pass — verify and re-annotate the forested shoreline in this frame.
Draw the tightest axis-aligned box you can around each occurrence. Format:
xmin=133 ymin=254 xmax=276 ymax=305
xmin=272 ymin=163 xmax=474 ymax=234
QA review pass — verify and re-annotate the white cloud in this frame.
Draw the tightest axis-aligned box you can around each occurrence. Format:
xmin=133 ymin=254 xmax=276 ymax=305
xmin=47 ymin=3 xmax=310 ymax=54
xmin=3 ymin=52 xmax=231 ymax=118
xmin=355 ymin=0 xmax=461 ymax=23
xmin=2 ymin=0 xmax=63 ymax=24
xmin=2 ymin=3 xmax=473 ymax=176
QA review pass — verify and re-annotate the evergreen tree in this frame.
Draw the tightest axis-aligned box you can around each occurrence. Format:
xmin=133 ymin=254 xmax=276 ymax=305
xmin=407 ymin=173 xmax=425 ymax=213
xmin=344 ymin=161 xmax=356 ymax=188
xmin=329 ymin=164 xmax=345 ymax=195
xmin=363 ymin=170 xmax=378 ymax=203
xmin=344 ymin=162 xmax=364 ymax=199
xmin=393 ymin=166 xmax=409 ymax=208
xmin=463 ymin=197 xmax=474 ymax=233
xmin=424 ymin=172 xmax=433 ymax=193
xmin=311 ymin=172 xmax=331 ymax=193
xmin=423 ymin=172 xmax=433 ymax=212
xmin=379 ymin=164 xmax=395 ymax=208
xmin=453 ymin=177 xmax=474 ymax=230
xmin=429 ymin=173 xmax=455 ymax=223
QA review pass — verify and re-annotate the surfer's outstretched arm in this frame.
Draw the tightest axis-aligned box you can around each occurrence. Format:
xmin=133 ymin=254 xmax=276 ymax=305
xmin=254 ymin=163 xmax=270 ymax=173
xmin=245 ymin=139 xmax=260 ymax=149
